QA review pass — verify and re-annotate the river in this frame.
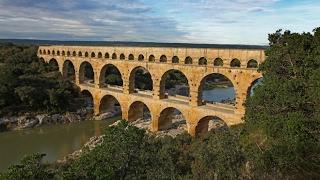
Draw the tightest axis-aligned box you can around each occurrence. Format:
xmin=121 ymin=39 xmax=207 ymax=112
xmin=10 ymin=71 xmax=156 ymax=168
xmin=0 ymin=86 xmax=253 ymax=172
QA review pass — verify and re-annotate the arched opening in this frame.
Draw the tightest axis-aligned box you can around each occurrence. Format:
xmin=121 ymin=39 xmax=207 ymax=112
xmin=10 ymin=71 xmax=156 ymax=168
xmin=149 ymin=55 xmax=155 ymax=62
xmin=52 ymin=50 xmax=55 ymax=55
xmin=185 ymin=56 xmax=192 ymax=64
xmin=129 ymin=66 xmax=153 ymax=93
xmin=128 ymin=54 xmax=134 ymax=60
xmin=78 ymin=51 xmax=82 ymax=57
xmin=200 ymin=73 xmax=235 ymax=106
xmin=57 ymin=51 xmax=60 ymax=55
xmin=79 ymin=90 xmax=94 ymax=119
xmin=160 ymin=69 xmax=189 ymax=99
xmin=138 ymin=54 xmax=144 ymax=61
xmin=105 ymin=52 xmax=109 ymax=59
xmin=230 ymin=58 xmax=241 ymax=67
xmin=91 ymin=52 xmax=95 ymax=58
xmin=247 ymin=59 xmax=258 ymax=68
xmin=128 ymin=101 xmax=150 ymax=122
xmin=157 ymin=107 xmax=186 ymax=132
xmin=199 ymin=57 xmax=207 ymax=65
xmin=98 ymin=52 xmax=102 ymax=58
xmin=112 ymin=53 xmax=117 ymax=59
xmin=39 ymin=50 xmax=42 ymax=54
xmin=172 ymin=56 xmax=179 ymax=63
xmin=85 ymin=52 xmax=89 ymax=57
xmin=62 ymin=60 xmax=75 ymax=81
xmin=214 ymin=58 xmax=223 ymax=66
xmin=247 ymin=77 xmax=263 ymax=97
xmin=160 ymin=55 xmax=167 ymax=62
xmin=99 ymin=64 xmax=123 ymax=88
xmin=72 ymin=51 xmax=76 ymax=56
xmin=195 ymin=116 xmax=228 ymax=136
xmin=98 ymin=95 xmax=122 ymax=120
xmin=120 ymin=53 xmax=125 ymax=60
xmin=79 ymin=61 xmax=94 ymax=84
xmin=48 ymin=58 xmax=59 ymax=71
xmin=67 ymin=51 xmax=71 ymax=56
xmin=47 ymin=50 xmax=50 ymax=55
xmin=62 ymin=51 xmax=65 ymax=56
xmin=43 ymin=50 xmax=46 ymax=55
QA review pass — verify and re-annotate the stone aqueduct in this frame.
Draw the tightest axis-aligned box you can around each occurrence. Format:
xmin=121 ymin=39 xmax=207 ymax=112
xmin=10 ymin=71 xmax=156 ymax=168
xmin=38 ymin=45 xmax=265 ymax=136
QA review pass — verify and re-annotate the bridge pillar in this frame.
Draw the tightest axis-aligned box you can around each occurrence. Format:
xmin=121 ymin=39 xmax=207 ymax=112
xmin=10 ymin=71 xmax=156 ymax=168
xmin=151 ymin=113 xmax=173 ymax=131
xmin=187 ymin=122 xmax=197 ymax=136
xmin=153 ymin=84 xmax=165 ymax=99
xmin=189 ymin=90 xmax=202 ymax=106
xmin=234 ymin=83 xmax=250 ymax=115
xmin=121 ymin=106 xmax=129 ymax=121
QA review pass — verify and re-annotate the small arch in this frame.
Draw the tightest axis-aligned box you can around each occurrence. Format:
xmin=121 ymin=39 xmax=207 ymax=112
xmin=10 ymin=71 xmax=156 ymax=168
xmin=47 ymin=50 xmax=50 ymax=55
xmin=52 ymin=50 xmax=55 ymax=55
xmin=72 ymin=51 xmax=76 ymax=56
xmin=91 ymin=52 xmax=95 ymax=58
xmin=105 ymin=52 xmax=109 ymax=59
xmin=128 ymin=101 xmax=150 ymax=122
xmin=85 ymin=52 xmax=89 ymax=57
xmin=199 ymin=57 xmax=207 ymax=65
xmin=62 ymin=51 xmax=65 ymax=56
xmin=230 ymin=58 xmax=241 ymax=67
xmin=138 ymin=54 xmax=144 ymax=61
xmin=195 ymin=116 xmax=228 ymax=136
xmin=112 ymin=53 xmax=117 ymax=59
xmin=57 ymin=51 xmax=60 ymax=55
xmin=43 ymin=50 xmax=46 ymax=55
xmin=247 ymin=59 xmax=258 ymax=68
xmin=39 ymin=50 xmax=42 ymax=54
xmin=128 ymin=54 xmax=134 ymax=60
xmin=185 ymin=56 xmax=192 ymax=64
xmin=120 ymin=53 xmax=125 ymax=60
xmin=99 ymin=95 xmax=121 ymax=116
xmin=98 ymin=52 xmax=102 ymax=58
xmin=160 ymin=55 xmax=167 ymax=62
xmin=172 ymin=56 xmax=179 ymax=63
xmin=67 ymin=51 xmax=71 ymax=56
xmin=78 ymin=51 xmax=82 ymax=57
xmin=214 ymin=58 xmax=223 ymax=66
xmin=149 ymin=55 xmax=155 ymax=62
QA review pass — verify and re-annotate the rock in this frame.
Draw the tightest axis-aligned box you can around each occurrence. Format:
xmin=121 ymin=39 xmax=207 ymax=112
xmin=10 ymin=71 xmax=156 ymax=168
xmin=95 ymin=112 xmax=115 ymax=120
xmin=36 ymin=114 xmax=50 ymax=125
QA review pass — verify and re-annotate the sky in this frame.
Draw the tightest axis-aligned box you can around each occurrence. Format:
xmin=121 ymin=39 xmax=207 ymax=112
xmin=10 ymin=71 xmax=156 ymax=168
xmin=0 ymin=0 xmax=319 ymax=45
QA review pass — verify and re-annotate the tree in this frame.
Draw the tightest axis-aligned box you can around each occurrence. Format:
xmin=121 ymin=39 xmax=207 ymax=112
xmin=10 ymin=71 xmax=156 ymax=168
xmin=243 ymin=28 xmax=320 ymax=179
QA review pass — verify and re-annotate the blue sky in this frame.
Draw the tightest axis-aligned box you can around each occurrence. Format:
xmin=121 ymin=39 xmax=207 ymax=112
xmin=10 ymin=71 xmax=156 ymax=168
xmin=0 ymin=0 xmax=319 ymax=45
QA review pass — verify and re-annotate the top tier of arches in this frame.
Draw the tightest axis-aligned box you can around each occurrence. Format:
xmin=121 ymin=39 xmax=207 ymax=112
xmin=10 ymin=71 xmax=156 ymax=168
xmin=38 ymin=46 xmax=265 ymax=69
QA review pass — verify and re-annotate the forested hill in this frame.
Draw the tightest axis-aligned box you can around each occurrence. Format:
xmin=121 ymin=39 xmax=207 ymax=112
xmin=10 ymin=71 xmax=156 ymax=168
xmin=0 ymin=39 xmax=268 ymax=49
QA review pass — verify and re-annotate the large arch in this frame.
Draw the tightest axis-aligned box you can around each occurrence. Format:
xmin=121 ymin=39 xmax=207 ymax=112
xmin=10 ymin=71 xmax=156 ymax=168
xmin=128 ymin=101 xmax=150 ymax=122
xmin=99 ymin=64 xmax=123 ymax=88
xmin=128 ymin=66 xmax=153 ymax=93
xmin=79 ymin=89 xmax=94 ymax=118
xmin=79 ymin=61 xmax=94 ymax=84
xmin=62 ymin=60 xmax=75 ymax=81
xmin=247 ymin=77 xmax=263 ymax=97
xmin=48 ymin=58 xmax=59 ymax=71
xmin=156 ymin=107 xmax=186 ymax=131
xmin=159 ymin=69 xmax=189 ymax=99
xmin=195 ymin=116 xmax=228 ymax=136
xmin=99 ymin=95 xmax=121 ymax=116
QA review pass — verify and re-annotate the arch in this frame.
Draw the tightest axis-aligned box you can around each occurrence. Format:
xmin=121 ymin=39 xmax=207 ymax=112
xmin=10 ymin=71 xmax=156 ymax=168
xmin=247 ymin=77 xmax=263 ymax=97
xmin=230 ymin=58 xmax=241 ymax=67
xmin=157 ymin=107 xmax=186 ymax=131
xmin=195 ymin=116 xmax=228 ymax=136
xmin=62 ymin=51 xmax=65 ymax=56
xmin=79 ymin=61 xmax=94 ymax=84
xmin=47 ymin=50 xmax=50 ymax=55
xmin=105 ymin=52 xmax=109 ymax=59
xmin=138 ymin=54 xmax=144 ymax=61
xmin=120 ymin=53 xmax=125 ymax=60
xmin=91 ymin=52 xmax=95 ymax=58
xmin=39 ymin=50 xmax=42 ymax=54
xmin=159 ymin=69 xmax=189 ymax=99
xmin=52 ymin=50 xmax=55 ymax=55
xmin=172 ymin=56 xmax=179 ymax=63
xmin=247 ymin=59 xmax=258 ymax=68
xmin=99 ymin=64 xmax=123 ymax=88
xmin=67 ymin=51 xmax=71 ymax=56
xmin=199 ymin=57 xmax=207 ymax=65
xmin=49 ymin=58 xmax=59 ymax=71
xmin=79 ymin=90 xmax=94 ymax=117
xmin=57 ymin=51 xmax=60 ymax=55
xmin=62 ymin=60 xmax=75 ymax=81
xmin=214 ymin=58 xmax=223 ymax=66
xmin=185 ymin=56 xmax=192 ymax=64
xmin=128 ymin=54 xmax=134 ymax=60
xmin=149 ymin=55 xmax=155 ymax=62
xmin=99 ymin=95 xmax=121 ymax=115
xmin=43 ymin=50 xmax=46 ymax=55
xmin=128 ymin=101 xmax=150 ymax=122
xmin=160 ymin=55 xmax=167 ymax=62
xmin=85 ymin=52 xmax=89 ymax=57
xmin=129 ymin=66 xmax=153 ymax=93
xmin=112 ymin=53 xmax=117 ymax=59
xmin=78 ymin=51 xmax=82 ymax=57
xmin=72 ymin=51 xmax=76 ymax=56
xmin=98 ymin=52 xmax=102 ymax=58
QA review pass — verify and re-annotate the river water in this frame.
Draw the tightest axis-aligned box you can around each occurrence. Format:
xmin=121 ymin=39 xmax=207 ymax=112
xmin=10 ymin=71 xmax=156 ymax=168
xmin=0 ymin=86 xmax=243 ymax=172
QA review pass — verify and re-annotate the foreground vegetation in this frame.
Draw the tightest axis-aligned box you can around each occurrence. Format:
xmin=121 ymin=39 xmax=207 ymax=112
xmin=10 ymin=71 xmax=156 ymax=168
xmin=1 ymin=27 xmax=320 ymax=179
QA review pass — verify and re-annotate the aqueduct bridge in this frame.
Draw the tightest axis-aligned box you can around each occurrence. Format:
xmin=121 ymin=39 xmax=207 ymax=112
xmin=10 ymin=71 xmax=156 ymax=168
xmin=38 ymin=45 xmax=265 ymax=136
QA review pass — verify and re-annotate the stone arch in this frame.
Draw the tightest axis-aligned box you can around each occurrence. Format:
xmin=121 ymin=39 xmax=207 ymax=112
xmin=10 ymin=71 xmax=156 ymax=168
xmin=195 ymin=116 xmax=228 ymax=136
xmin=247 ymin=77 xmax=263 ymax=97
xmin=172 ymin=56 xmax=179 ymax=63
xmin=79 ymin=61 xmax=94 ymax=84
xmin=160 ymin=55 xmax=167 ymax=62
xmin=214 ymin=58 xmax=223 ymax=66
xmin=128 ymin=101 xmax=150 ymax=122
xmin=52 ymin=50 xmax=55 ymax=55
xmin=49 ymin=58 xmax=59 ymax=71
xmin=120 ymin=53 xmax=125 ymax=60
xmin=57 ymin=51 xmax=60 ymax=55
xmin=99 ymin=95 xmax=121 ymax=115
xmin=67 ymin=51 xmax=71 ymax=56
xmin=43 ymin=50 xmax=46 ymax=54
xmin=198 ymin=73 xmax=235 ymax=106
xmin=85 ymin=52 xmax=89 ymax=57
xmin=138 ymin=54 xmax=144 ymax=61
xmin=156 ymin=107 xmax=186 ymax=131
xmin=159 ymin=69 xmax=189 ymax=99
xmin=47 ymin=50 xmax=50 ymax=55
xmin=99 ymin=64 xmax=123 ymax=88
xmin=105 ymin=52 xmax=109 ymax=59
xmin=91 ymin=52 xmax=95 ymax=58
xmin=112 ymin=53 xmax=117 ymax=59
xmin=98 ymin=52 xmax=102 ymax=58
xmin=199 ymin=57 xmax=207 ymax=65
xmin=128 ymin=54 xmax=134 ymax=60
xmin=78 ymin=51 xmax=82 ymax=57
xmin=62 ymin=60 xmax=75 ymax=81
xmin=79 ymin=89 xmax=94 ymax=116
xmin=72 ymin=51 xmax=76 ymax=56
xmin=185 ymin=56 xmax=192 ymax=64
xmin=247 ymin=59 xmax=258 ymax=68
xmin=129 ymin=66 xmax=153 ymax=93
xmin=230 ymin=58 xmax=241 ymax=67
xmin=39 ymin=49 xmax=42 ymax=54
xmin=149 ymin=54 xmax=155 ymax=62
xmin=62 ymin=51 xmax=65 ymax=56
